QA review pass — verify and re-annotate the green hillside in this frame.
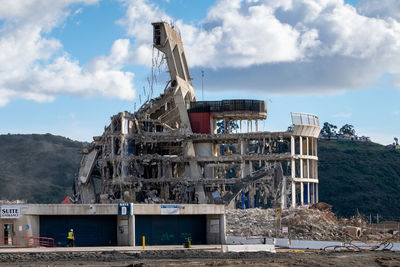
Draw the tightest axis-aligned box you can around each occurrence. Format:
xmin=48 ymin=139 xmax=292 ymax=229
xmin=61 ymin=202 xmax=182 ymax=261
xmin=0 ymin=134 xmax=399 ymax=220
xmin=0 ymin=134 xmax=84 ymax=203
xmin=318 ymin=139 xmax=400 ymax=220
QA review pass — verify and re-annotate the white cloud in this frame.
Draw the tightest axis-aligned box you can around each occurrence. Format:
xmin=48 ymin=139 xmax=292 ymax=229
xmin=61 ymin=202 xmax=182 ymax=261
xmin=117 ymin=0 xmax=172 ymax=66
xmin=3 ymin=0 xmax=400 ymax=107
xmin=0 ymin=0 xmax=135 ymax=107
xmin=119 ymin=0 xmax=400 ymax=95
xmin=357 ymin=0 xmax=400 ymax=21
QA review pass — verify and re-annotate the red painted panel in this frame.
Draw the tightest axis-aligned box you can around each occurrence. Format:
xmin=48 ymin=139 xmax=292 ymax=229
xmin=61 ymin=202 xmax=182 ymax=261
xmin=188 ymin=112 xmax=211 ymax=134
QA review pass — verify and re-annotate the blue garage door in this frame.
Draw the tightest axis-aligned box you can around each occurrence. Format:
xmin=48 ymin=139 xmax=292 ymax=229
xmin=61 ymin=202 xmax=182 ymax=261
xmin=40 ymin=215 xmax=117 ymax=247
xmin=135 ymin=215 xmax=206 ymax=245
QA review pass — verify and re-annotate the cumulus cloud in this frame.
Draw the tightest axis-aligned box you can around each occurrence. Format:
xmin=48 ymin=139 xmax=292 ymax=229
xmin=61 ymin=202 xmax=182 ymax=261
xmin=0 ymin=0 xmax=135 ymax=106
xmin=119 ymin=0 xmax=400 ymax=95
xmin=117 ymin=0 xmax=172 ymax=66
xmin=357 ymin=0 xmax=400 ymax=21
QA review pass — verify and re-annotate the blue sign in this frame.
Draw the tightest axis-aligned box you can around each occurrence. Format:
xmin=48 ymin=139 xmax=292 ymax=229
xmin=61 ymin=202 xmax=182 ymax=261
xmin=26 ymin=224 xmax=30 ymax=230
xmin=118 ymin=203 xmax=133 ymax=215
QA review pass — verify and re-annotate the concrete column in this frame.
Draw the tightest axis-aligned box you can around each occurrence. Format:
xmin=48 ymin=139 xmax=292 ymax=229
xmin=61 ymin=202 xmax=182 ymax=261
xmin=307 ymin=159 xmax=310 ymax=179
xmin=219 ymin=214 xmax=226 ymax=245
xmin=316 ymin=183 xmax=319 ymax=203
xmin=281 ymin=175 xmax=286 ymax=210
xmin=307 ymin=183 xmax=310 ymax=204
xmin=129 ymin=214 xmax=135 ymax=246
xmin=311 ymin=137 xmax=314 ymax=156
xmin=299 ymin=136 xmax=303 ymax=155
xmin=157 ymin=163 xmax=162 ymax=178
xmin=300 ymin=159 xmax=303 ymax=178
xmin=224 ymin=119 xmax=227 ymax=134
xmin=291 ymin=182 xmax=296 ymax=208
xmin=240 ymin=140 xmax=249 ymax=178
xmin=291 ymin=159 xmax=295 ymax=178
xmin=312 ymin=183 xmax=315 ymax=204
xmin=121 ymin=112 xmax=128 ymax=135
xmin=314 ymin=138 xmax=318 ymax=157
xmin=211 ymin=118 xmax=217 ymax=134
xmin=290 ymin=136 xmax=295 ymax=156
xmin=249 ymin=185 xmax=255 ymax=208
xmin=300 ymin=182 xmax=304 ymax=205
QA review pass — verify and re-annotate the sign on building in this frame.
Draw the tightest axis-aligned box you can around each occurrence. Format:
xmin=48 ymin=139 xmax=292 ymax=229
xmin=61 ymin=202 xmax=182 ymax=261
xmin=161 ymin=204 xmax=179 ymax=215
xmin=118 ymin=203 xmax=133 ymax=216
xmin=1 ymin=206 xmax=21 ymax=218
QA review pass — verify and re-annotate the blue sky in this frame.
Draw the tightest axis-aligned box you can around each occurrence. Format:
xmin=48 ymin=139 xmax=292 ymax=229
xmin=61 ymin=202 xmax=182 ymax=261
xmin=0 ymin=0 xmax=399 ymax=145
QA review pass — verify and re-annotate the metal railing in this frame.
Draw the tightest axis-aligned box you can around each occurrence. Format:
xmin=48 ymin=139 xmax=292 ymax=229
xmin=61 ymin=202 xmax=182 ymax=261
xmin=0 ymin=236 xmax=18 ymax=247
xmin=22 ymin=236 xmax=55 ymax=248
xmin=188 ymin=100 xmax=266 ymax=113
xmin=291 ymin=112 xmax=319 ymax=126
xmin=0 ymin=236 xmax=54 ymax=248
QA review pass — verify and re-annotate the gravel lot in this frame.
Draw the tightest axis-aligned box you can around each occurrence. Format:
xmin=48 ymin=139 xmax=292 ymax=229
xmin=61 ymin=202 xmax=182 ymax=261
xmin=0 ymin=249 xmax=400 ymax=267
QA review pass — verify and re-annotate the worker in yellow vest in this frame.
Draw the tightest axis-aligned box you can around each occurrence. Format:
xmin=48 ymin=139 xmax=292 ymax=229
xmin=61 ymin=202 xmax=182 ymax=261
xmin=67 ymin=229 xmax=74 ymax=247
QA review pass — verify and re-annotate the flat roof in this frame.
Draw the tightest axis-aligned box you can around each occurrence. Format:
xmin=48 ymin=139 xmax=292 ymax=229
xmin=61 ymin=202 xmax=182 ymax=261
xmin=1 ymin=204 xmax=225 ymax=216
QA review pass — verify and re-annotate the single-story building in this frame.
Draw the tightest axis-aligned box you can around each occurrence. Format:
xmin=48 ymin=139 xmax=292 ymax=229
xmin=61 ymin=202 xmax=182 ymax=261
xmin=0 ymin=204 xmax=226 ymax=247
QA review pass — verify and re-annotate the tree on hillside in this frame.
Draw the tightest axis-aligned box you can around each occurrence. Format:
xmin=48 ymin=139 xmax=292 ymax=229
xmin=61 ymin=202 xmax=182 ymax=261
xmin=321 ymin=122 xmax=337 ymax=139
xmin=339 ymin=124 xmax=355 ymax=136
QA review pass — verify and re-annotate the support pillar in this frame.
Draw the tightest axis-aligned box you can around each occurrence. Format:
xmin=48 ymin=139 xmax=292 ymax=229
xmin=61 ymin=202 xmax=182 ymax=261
xmin=219 ymin=214 xmax=226 ymax=245
xmin=240 ymin=140 xmax=249 ymax=178
xmin=281 ymin=175 xmax=286 ymax=210
xmin=299 ymin=136 xmax=303 ymax=155
xmin=300 ymin=159 xmax=303 ymax=179
xmin=129 ymin=214 xmax=135 ymax=246
xmin=306 ymin=137 xmax=309 ymax=155
xmin=291 ymin=181 xmax=296 ymax=208
xmin=300 ymin=182 xmax=304 ymax=205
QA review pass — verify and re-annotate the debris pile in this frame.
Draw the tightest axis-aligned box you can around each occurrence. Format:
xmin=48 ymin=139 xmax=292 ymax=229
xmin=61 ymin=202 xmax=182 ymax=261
xmin=281 ymin=208 xmax=345 ymax=240
xmin=226 ymin=207 xmax=351 ymax=241
xmin=226 ymin=208 xmax=277 ymax=237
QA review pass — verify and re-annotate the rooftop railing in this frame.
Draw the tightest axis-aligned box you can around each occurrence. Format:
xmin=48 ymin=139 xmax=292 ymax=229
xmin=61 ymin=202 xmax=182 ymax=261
xmin=291 ymin=112 xmax=319 ymax=127
xmin=188 ymin=99 xmax=266 ymax=113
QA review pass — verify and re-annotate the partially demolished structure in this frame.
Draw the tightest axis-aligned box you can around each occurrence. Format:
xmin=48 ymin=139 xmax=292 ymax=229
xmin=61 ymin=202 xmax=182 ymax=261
xmin=75 ymin=22 xmax=321 ymax=209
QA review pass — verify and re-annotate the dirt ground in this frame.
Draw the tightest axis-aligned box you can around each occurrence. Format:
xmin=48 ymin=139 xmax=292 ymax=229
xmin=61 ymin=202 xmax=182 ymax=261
xmin=0 ymin=250 xmax=400 ymax=267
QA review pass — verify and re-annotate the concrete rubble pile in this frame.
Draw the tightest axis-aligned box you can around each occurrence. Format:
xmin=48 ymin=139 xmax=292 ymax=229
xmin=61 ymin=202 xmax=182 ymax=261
xmin=281 ymin=208 xmax=345 ymax=240
xmin=226 ymin=207 xmax=351 ymax=241
xmin=226 ymin=208 xmax=277 ymax=237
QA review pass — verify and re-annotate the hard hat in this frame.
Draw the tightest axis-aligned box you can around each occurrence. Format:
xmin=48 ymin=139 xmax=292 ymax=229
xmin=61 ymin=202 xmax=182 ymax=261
xmin=70 ymin=229 xmax=73 ymax=232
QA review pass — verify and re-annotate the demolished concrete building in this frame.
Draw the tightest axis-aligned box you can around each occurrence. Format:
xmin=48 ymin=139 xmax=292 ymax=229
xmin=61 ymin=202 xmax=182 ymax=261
xmin=74 ymin=22 xmax=321 ymax=209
